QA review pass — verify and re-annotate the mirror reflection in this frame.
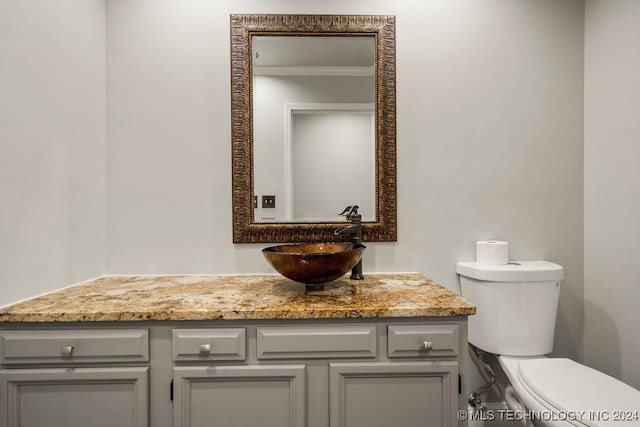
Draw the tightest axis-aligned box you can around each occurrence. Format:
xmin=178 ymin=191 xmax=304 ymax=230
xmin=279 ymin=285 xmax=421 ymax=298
xmin=252 ymin=36 xmax=376 ymax=222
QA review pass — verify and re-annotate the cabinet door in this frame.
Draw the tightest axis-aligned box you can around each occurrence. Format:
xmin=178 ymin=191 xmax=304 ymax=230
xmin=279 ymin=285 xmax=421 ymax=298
xmin=0 ymin=367 xmax=148 ymax=427
xmin=330 ymin=361 xmax=458 ymax=427
xmin=173 ymin=365 xmax=305 ymax=427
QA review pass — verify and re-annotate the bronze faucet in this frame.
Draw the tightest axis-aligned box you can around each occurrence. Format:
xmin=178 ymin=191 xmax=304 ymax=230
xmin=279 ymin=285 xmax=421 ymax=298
xmin=334 ymin=205 xmax=364 ymax=280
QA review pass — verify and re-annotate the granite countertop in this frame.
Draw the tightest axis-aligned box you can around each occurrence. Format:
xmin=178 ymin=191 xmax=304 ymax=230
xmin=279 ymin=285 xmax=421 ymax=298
xmin=0 ymin=273 xmax=475 ymax=322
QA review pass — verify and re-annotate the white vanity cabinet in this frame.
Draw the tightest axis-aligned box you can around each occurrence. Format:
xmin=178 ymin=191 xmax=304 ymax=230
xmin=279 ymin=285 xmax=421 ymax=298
xmin=0 ymin=329 xmax=149 ymax=427
xmin=169 ymin=320 xmax=466 ymax=427
xmin=1 ymin=318 xmax=468 ymax=427
xmin=173 ymin=364 xmax=306 ymax=427
xmin=326 ymin=323 xmax=461 ymax=427
xmin=171 ymin=327 xmax=305 ymax=427
xmin=0 ymin=273 xmax=475 ymax=427
xmin=329 ymin=361 xmax=458 ymax=427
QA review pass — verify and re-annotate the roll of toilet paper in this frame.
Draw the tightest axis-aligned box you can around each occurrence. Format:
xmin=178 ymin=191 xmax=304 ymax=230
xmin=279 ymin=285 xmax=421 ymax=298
xmin=476 ymin=240 xmax=509 ymax=265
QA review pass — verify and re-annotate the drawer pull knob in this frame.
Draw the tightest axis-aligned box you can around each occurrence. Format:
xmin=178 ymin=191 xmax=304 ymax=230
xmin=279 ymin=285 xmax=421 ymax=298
xmin=61 ymin=346 xmax=74 ymax=357
xmin=421 ymin=341 xmax=433 ymax=352
xmin=199 ymin=344 xmax=211 ymax=354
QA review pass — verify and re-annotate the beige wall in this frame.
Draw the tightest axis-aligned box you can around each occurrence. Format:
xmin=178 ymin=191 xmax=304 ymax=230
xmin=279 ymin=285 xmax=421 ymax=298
xmin=0 ymin=0 xmax=105 ymax=306
xmin=584 ymin=0 xmax=640 ymax=389
xmin=1 ymin=0 xmax=585 ymax=365
xmin=106 ymin=0 xmax=585 ymax=360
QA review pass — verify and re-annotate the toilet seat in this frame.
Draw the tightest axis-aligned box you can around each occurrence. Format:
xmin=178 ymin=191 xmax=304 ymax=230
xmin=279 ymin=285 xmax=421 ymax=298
xmin=500 ymin=356 xmax=640 ymax=427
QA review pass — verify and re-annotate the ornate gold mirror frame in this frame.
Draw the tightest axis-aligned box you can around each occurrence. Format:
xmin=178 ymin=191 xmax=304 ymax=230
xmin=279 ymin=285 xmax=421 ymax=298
xmin=231 ymin=14 xmax=396 ymax=243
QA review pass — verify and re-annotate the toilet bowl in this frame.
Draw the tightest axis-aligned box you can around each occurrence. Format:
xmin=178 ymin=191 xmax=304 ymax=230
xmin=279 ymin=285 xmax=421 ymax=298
xmin=499 ymin=356 xmax=640 ymax=427
xmin=457 ymin=261 xmax=640 ymax=427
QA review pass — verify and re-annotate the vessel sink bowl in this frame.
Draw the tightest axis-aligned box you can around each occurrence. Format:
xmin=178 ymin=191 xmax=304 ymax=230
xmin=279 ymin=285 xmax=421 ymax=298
xmin=262 ymin=242 xmax=365 ymax=289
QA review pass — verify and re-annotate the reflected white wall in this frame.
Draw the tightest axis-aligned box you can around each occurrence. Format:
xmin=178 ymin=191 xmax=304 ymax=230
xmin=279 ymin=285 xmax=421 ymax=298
xmin=290 ymin=111 xmax=374 ymax=221
xmin=253 ymin=74 xmax=374 ymax=222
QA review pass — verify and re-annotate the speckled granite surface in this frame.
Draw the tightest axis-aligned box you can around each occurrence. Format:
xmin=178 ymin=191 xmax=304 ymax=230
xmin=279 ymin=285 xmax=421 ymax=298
xmin=0 ymin=274 xmax=475 ymax=322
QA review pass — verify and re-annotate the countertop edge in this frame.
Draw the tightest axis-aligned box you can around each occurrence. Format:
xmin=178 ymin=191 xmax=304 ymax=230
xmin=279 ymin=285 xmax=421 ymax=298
xmin=0 ymin=273 xmax=476 ymax=323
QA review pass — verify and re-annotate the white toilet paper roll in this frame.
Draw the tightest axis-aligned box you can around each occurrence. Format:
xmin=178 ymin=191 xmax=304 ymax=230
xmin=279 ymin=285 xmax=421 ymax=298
xmin=476 ymin=241 xmax=509 ymax=265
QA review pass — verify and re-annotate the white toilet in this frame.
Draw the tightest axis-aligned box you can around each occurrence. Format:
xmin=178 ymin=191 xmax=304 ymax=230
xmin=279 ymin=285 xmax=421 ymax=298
xmin=457 ymin=261 xmax=640 ymax=427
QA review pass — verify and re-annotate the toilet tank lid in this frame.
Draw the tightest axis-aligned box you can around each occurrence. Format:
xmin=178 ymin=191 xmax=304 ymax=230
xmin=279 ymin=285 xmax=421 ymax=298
xmin=456 ymin=261 xmax=564 ymax=282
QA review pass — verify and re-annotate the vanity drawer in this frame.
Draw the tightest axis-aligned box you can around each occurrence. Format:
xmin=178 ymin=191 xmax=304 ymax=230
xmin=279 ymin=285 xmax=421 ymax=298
xmin=387 ymin=324 xmax=459 ymax=358
xmin=257 ymin=325 xmax=376 ymax=359
xmin=172 ymin=328 xmax=246 ymax=361
xmin=0 ymin=329 xmax=149 ymax=365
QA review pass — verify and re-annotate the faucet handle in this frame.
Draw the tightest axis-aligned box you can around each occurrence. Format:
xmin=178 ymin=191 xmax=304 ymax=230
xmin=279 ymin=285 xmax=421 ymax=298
xmin=339 ymin=205 xmax=361 ymax=221
xmin=347 ymin=205 xmax=360 ymax=220
xmin=338 ymin=206 xmax=353 ymax=216
xmin=338 ymin=205 xmax=360 ymax=216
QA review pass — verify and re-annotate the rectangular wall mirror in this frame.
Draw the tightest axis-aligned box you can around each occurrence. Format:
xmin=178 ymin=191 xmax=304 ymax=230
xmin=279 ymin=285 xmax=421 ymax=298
xmin=231 ymin=14 xmax=396 ymax=243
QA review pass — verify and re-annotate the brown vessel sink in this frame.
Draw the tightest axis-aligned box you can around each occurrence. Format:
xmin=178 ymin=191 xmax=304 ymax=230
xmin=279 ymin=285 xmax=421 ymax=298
xmin=262 ymin=242 xmax=365 ymax=290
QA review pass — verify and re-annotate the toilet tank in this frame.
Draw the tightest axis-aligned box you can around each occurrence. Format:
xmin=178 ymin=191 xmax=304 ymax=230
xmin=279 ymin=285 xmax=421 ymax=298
xmin=456 ymin=261 xmax=564 ymax=356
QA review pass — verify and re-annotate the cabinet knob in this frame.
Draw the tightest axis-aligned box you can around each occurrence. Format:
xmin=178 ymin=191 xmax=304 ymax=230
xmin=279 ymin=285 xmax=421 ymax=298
xmin=421 ymin=341 xmax=433 ymax=352
xmin=61 ymin=346 xmax=74 ymax=357
xmin=199 ymin=344 xmax=211 ymax=354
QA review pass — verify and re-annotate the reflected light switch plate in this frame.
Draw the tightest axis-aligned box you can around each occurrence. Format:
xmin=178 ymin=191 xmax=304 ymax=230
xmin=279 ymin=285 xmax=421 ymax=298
xmin=262 ymin=195 xmax=275 ymax=209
